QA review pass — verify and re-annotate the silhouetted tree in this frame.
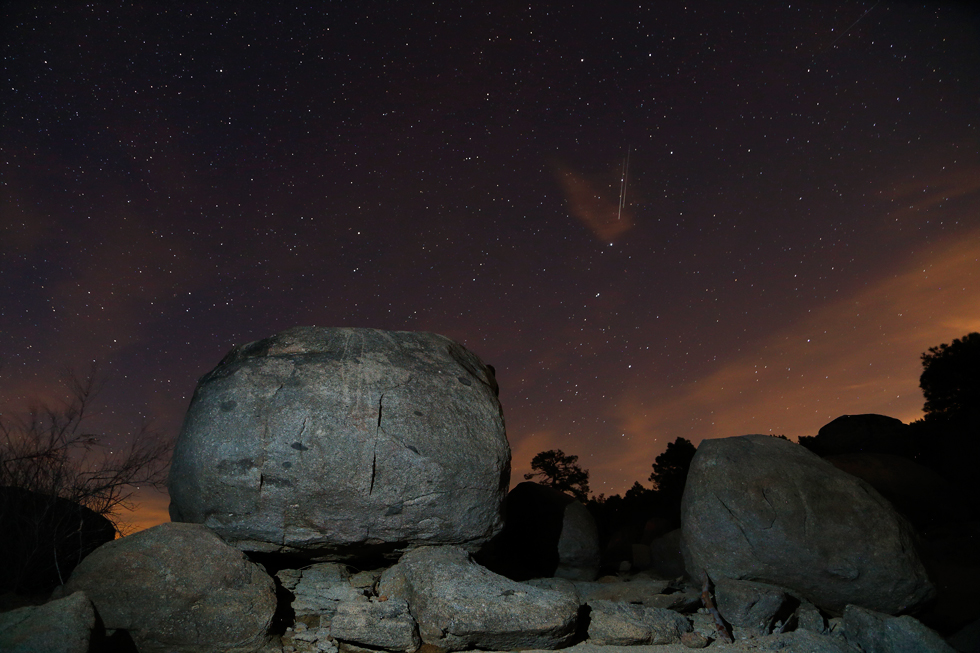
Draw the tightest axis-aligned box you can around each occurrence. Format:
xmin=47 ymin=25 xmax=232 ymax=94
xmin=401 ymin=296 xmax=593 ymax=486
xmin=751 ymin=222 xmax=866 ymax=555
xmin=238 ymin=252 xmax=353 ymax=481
xmin=0 ymin=365 xmax=172 ymax=593
xmin=524 ymin=449 xmax=590 ymax=502
xmin=920 ymin=332 xmax=980 ymax=422
xmin=648 ymin=437 xmax=697 ymax=522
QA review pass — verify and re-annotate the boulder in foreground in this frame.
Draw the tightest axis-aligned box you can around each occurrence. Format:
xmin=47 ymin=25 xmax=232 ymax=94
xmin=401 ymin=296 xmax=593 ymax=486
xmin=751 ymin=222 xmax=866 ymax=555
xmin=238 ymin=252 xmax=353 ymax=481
xmin=682 ymin=434 xmax=934 ymax=614
xmin=64 ymin=522 xmax=276 ymax=653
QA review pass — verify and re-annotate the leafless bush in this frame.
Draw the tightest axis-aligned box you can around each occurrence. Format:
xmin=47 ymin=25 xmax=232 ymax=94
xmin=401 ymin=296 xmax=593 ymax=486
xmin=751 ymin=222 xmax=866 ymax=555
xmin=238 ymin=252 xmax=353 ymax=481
xmin=0 ymin=363 xmax=173 ymax=528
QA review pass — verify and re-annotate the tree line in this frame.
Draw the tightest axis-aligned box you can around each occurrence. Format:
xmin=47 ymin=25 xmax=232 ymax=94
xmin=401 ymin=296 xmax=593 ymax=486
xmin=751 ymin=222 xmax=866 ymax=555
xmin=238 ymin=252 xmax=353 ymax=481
xmin=524 ymin=332 xmax=980 ymax=542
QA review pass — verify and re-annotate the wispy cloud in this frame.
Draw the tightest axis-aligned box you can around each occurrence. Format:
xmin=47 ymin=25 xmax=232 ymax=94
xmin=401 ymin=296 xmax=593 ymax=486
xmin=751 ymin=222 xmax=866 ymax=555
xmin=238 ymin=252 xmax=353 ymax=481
xmin=601 ymin=231 xmax=980 ymax=491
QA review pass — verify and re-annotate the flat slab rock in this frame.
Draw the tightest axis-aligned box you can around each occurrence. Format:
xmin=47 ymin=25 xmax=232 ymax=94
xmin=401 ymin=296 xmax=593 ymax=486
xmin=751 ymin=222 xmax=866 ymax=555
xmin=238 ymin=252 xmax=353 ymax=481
xmin=378 ymin=545 xmax=579 ymax=651
xmin=168 ymin=327 xmax=511 ymax=560
xmin=480 ymin=631 xmax=859 ymax=653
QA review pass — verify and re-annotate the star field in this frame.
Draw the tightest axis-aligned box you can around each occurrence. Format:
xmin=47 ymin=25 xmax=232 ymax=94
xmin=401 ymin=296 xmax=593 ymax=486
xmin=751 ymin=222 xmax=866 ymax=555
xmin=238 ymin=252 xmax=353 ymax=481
xmin=2 ymin=1 xmax=978 ymax=531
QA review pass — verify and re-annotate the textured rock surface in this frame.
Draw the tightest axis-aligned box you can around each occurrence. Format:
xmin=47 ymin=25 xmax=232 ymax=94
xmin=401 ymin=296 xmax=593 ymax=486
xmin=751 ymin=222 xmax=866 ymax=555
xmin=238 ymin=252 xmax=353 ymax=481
xmin=330 ymin=597 xmax=419 ymax=652
xmin=277 ymin=563 xmax=367 ymax=629
xmin=843 ymin=604 xmax=955 ymax=653
xmin=169 ymin=326 xmax=510 ymax=559
xmin=682 ymin=434 xmax=934 ymax=614
xmin=715 ymin=578 xmax=790 ymax=634
xmin=586 ymin=600 xmax=691 ymax=645
xmin=0 ymin=591 xmax=94 ymax=653
xmin=64 ymin=522 xmax=276 ymax=653
xmin=378 ymin=545 xmax=579 ymax=651
xmin=477 ymin=481 xmax=600 ymax=581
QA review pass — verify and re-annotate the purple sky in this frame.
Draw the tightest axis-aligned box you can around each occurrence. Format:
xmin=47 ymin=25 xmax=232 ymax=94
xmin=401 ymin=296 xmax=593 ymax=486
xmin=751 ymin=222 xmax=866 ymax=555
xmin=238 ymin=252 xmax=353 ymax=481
xmin=2 ymin=1 xmax=978 ymax=532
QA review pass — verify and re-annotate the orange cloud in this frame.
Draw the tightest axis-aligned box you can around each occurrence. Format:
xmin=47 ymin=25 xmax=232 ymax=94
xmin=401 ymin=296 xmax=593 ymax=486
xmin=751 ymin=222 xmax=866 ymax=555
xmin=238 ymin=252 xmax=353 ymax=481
xmin=604 ymin=230 xmax=980 ymax=492
xmin=554 ymin=163 xmax=634 ymax=242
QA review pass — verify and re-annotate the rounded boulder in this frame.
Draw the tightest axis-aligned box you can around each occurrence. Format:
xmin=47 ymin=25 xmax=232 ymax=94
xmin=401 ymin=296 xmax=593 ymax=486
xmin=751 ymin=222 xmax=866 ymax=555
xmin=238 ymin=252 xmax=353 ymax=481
xmin=681 ymin=434 xmax=934 ymax=615
xmin=168 ymin=326 xmax=511 ymax=560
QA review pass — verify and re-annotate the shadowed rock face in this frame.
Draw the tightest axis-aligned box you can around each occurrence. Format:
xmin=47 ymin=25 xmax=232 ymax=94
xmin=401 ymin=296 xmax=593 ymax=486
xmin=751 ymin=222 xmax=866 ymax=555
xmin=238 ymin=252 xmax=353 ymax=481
xmin=0 ymin=486 xmax=116 ymax=595
xmin=168 ymin=326 xmax=511 ymax=561
xmin=681 ymin=434 xmax=935 ymax=615
xmin=64 ymin=522 xmax=276 ymax=653
xmin=476 ymin=481 xmax=600 ymax=582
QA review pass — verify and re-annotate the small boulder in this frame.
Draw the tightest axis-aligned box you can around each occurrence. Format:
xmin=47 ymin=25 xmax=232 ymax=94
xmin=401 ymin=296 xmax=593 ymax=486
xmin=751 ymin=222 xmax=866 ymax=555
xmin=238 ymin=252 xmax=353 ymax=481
xmin=64 ymin=522 xmax=276 ymax=653
xmin=169 ymin=327 xmax=510 ymax=561
xmin=377 ymin=545 xmax=578 ymax=651
xmin=586 ymin=599 xmax=691 ymax=645
xmin=277 ymin=563 xmax=367 ymax=629
xmin=330 ymin=598 xmax=419 ymax=652
xmin=0 ymin=591 xmax=94 ymax=653
xmin=714 ymin=578 xmax=790 ymax=635
xmin=844 ymin=604 xmax=955 ymax=652
xmin=476 ymin=481 xmax=600 ymax=581
xmin=682 ymin=435 xmax=934 ymax=614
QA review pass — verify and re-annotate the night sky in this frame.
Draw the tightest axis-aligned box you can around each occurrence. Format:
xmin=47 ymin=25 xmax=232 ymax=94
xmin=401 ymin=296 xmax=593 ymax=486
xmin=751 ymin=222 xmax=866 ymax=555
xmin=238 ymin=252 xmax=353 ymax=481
xmin=3 ymin=1 xmax=978 ymax=533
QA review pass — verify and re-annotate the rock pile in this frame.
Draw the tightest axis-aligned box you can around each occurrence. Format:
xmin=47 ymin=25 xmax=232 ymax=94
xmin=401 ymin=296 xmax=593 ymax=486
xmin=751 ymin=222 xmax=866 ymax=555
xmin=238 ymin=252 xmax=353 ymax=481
xmin=2 ymin=328 xmax=969 ymax=653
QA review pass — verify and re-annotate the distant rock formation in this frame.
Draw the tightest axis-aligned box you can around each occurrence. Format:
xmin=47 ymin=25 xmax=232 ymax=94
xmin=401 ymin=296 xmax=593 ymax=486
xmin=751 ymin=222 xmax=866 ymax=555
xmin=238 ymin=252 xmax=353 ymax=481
xmin=798 ymin=413 xmax=913 ymax=457
xmin=168 ymin=327 xmax=511 ymax=561
xmin=475 ymin=481 xmax=600 ymax=581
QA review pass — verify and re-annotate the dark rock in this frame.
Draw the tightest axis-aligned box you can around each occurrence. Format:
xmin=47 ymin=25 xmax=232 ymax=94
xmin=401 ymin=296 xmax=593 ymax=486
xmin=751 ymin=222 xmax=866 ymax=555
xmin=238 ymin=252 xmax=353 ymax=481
xmin=647 ymin=528 xmax=686 ymax=579
xmin=169 ymin=327 xmax=510 ymax=561
xmin=844 ymin=604 xmax=956 ymax=652
xmin=715 ymin=578 xmax=790 ymax=635
xmin=0 ymin=591 xmax=95 ymax=653
xmin=825 ymin=452 xmax=968 ymax=530
xmin=0 ymin=487 xmax=115 ymax=594
xmin=802 ymin=414 xmax=913 ymax=457
xmin=476 ymin=481 xmax=599 ymax=581
xmin=586 ymin=599 xmax=691 ymax=645
xmin=377 ymin=545 xmax=578 ymax=651
xmin=64 ymin=522 xmax=276 ymax=653
xmin=948 ymin=616 xmax=980 ymax=653
xmin=681 ymin=434 xmax=934 ymax=614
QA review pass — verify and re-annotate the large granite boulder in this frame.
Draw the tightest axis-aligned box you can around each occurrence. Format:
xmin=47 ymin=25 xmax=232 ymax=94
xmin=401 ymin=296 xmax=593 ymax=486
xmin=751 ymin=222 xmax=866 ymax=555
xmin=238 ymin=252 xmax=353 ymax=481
xmin=0 ymin=591 xmax=95 ymax=653
xmin=64 ymin=522 xmax=276 ymax=653
xmin=168 ymin=327 xmax=511 ymax=560
xmin=0 ymin=486 xmax=116 ymax=594
xmin=476 ymin=481 xmax=600 ymax=581
xmin=682 ymin=434 xmax=934 ymax=614
xmin=377 ymin=545 xmax=579 ymax=651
